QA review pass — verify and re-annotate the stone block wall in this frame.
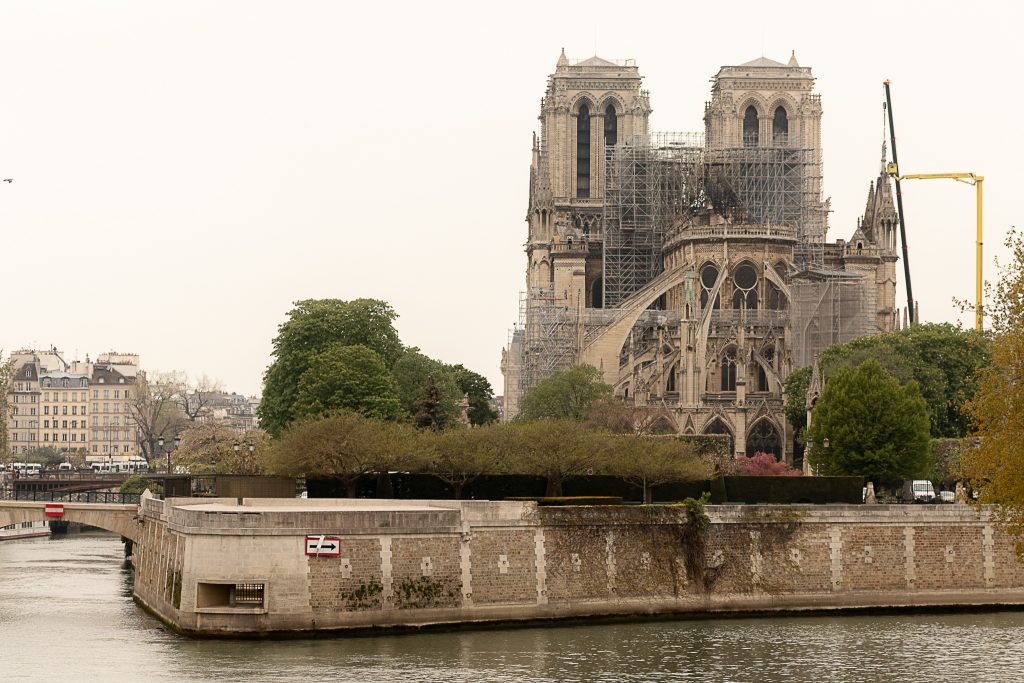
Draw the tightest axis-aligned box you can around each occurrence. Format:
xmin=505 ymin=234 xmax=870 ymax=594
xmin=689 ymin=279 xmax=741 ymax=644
xmin=132 ymin=500 xmax=1024 ymax=635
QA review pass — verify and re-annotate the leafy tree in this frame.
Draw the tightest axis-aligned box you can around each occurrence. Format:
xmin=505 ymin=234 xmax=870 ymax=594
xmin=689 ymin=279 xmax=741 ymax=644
xmin=120 ymin=475 xmax=163 ymax=496
xmin=292 ymin=344 xmax=403 ymax=422
xmin=735 ymin=452 xmax=802 ymax=476
xmin=585 ymin=399 xmax=677 ymax=435
xmin=602 ymin=434 xmax=709 ymax=503
xmin=963 ymin=229 xmax=1024 ymax=548
xmin=391 ymin=349 xmax=461 ymax=423
xmin=424 ymin=425 xmax=503 ymax=498
xmin=783 ymin=365 xmax=811 ymax=436
xmin=504 ymin=419 xmax=599 ymax=496
xmin=413 ymin=375 xmax=451 ymax=430
xmin=174 ymin=423 xmax=268 ymax=474
xmin=266 ymin=411 xmax=417 ymax=497
xmin=807 ymin=359 xmax=930 ymax=481
xmin=260 ymin=299 xmax=403 ymax=436
xmin=519 ymin=365 xmax=613 ymax=421
xmin=446 ymin=364 xmax=499 ymax=426
xmin=785 ymin=324 xmax=987 ymax=439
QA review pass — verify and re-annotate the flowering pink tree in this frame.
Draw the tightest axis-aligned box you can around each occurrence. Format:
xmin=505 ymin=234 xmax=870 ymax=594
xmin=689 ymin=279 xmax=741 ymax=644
xmin=735 ymin=451 xmax=802 ymax=476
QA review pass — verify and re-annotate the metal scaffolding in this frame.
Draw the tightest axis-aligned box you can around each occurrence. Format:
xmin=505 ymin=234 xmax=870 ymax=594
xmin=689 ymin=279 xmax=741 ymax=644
xmin=789 ymin=273 xmax=868 ymax=367
xmin=601 ymin=134 xmax=827 ymax=307
xmin=602 ymin=133 xmax=704 ymax=308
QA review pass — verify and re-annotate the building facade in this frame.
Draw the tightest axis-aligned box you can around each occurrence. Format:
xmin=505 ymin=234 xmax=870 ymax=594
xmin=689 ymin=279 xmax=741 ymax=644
xmin=4 ymin=348 xmax=142 ymax=462
xmin=502 ymin=52 xmax=899 ymax=461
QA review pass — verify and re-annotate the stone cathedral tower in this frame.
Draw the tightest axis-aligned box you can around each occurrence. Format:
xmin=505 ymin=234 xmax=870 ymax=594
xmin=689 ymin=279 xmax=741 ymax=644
xmin=503 ymin=51 xmax=898 ymax=463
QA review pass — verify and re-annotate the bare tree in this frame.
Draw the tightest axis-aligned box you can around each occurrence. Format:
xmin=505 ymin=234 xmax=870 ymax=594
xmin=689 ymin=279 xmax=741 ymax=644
xmin=0 ymin=351 xmax=13 ymax=457
xmin=177 ymin=374 xmax=224 ymax=422
xmin=128 ymin=371 xmax=188 ymax=462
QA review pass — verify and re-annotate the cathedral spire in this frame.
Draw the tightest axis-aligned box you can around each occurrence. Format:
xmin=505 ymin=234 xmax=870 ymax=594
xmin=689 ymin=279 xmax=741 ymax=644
xmin=557 ymin=47 xmax=569 ymax=67
xmin=787 ymin=50 xmax=799 ymax=67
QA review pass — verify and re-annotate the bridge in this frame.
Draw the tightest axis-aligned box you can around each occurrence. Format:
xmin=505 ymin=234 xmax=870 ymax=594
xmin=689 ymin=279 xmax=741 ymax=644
xmin=0 ymin=499 xmax=142 ymax=542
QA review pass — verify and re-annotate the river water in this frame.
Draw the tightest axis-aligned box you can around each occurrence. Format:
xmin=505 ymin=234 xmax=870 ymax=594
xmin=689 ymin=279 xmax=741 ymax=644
xmin=3 ymin=532 xmax=1024 ymax=682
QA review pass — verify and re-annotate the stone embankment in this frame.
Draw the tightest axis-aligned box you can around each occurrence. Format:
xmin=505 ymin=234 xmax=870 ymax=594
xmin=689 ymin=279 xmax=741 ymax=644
xmin=131 ymin=497 xmax=1024 ymax=636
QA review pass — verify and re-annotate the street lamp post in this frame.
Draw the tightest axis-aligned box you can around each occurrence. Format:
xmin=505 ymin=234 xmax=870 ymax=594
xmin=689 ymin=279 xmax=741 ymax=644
xmin=158 ymin=437 xmax=165 ymax=473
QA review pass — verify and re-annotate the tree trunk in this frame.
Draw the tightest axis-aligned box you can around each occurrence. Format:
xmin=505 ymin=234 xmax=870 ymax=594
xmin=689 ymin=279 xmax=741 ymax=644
xmin=345 ymin=479 xmax=358 ymax=498
xmin=453 ymin=483 xmax=463 ymax=500
xmin=643 ymin=484 xmax=653 ymax=505
xmin=375 ymin=471 xmax=393 ymax=499
xmin=546 ymin=477 xmax=562 ymax=497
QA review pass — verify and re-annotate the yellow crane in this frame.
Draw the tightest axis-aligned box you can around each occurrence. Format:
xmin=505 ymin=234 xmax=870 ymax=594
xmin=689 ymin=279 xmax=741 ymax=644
xmin=883 ymin=81 xmax=984 ymax=331
xmin=885 ymin=167 xmax=984 ymax=331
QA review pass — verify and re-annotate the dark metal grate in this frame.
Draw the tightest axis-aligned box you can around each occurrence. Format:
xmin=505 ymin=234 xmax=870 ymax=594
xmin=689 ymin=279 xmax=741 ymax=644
xmin=234 ymin=583 xmax=264 ymax=605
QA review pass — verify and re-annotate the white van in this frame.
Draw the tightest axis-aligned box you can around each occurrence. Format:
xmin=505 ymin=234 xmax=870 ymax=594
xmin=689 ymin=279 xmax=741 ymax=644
xmin=902 ymin=480 xmax=936 ymax=503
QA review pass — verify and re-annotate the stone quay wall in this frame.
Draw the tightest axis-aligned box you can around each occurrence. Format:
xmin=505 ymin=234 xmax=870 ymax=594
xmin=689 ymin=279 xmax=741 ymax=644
xmin=130 ymin=498 xmax=1024 ymax=636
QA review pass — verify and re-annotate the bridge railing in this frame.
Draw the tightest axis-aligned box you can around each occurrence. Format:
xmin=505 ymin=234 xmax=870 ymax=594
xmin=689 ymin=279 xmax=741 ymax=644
xmin=0 ymin=490 xmax=141 ymax=504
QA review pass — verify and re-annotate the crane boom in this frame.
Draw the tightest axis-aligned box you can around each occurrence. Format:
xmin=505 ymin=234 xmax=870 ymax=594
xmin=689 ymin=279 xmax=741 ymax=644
xmin=884 ymin=80 xmax=915 ymax=325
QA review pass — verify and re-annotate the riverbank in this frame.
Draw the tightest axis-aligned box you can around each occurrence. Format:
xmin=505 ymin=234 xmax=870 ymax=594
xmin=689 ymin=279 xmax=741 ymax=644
xmin=131 ymin=498 xmax=1024 ymax=637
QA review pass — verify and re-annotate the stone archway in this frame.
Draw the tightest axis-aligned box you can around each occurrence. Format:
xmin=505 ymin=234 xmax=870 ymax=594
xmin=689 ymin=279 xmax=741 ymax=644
xmin=746 ymin=419 xmax=782 ymax=459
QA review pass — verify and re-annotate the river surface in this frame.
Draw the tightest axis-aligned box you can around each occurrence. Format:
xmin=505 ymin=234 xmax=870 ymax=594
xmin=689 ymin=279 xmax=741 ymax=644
xmin=3 ymin=532 xmax=1024 ymax=682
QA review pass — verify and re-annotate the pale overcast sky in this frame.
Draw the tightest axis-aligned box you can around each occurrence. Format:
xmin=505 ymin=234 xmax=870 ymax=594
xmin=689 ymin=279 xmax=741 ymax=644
xmin=1 ymin=1 xmax=1019 ymax=397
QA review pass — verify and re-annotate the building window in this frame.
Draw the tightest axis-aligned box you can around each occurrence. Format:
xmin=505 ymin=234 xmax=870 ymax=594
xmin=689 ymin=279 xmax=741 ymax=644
xmin=604 ymin=104 xmax=617 ymax=146
xmin=772 ymin=106 xmax=788 ymax=145
xmin=721 ymin=347 xmax=738 ymax=391
xmin=731 ymin=262 xmax=759 ymax=310
xmin=576 ymin=103 xmax=591 ymax=198
xmin=743 ymin=105 xmax=759 ymax=147
xmin=700 ymin=263 xmax=721 ymax=310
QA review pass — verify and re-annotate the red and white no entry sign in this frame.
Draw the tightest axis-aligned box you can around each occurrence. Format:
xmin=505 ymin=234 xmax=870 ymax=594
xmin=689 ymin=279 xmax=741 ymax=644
xmin=44 ymin=503 xmax=64 ymax=518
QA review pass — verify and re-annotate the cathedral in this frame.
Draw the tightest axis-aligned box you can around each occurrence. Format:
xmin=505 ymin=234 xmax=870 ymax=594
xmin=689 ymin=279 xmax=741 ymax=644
xmin=501 ymin=51 xmax=899 ymax=462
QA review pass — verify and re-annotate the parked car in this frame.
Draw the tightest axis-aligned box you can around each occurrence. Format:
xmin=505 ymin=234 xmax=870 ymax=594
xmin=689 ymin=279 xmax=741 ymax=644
xmin=902 ymin=480 xmax=936 ymax=503
xmin=939 ymin=490 xmax=956 ymax=503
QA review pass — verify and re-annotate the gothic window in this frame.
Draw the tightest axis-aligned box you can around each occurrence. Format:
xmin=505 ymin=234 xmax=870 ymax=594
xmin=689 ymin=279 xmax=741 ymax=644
xmin=591 ymin=277 xmax=603 ymax=309
xmin=604 ymin=104 xmax=617 ymax=146
xmin=666 ymin=364 xmax=677 ymax=393
xmin=720 ymin=347 xmax=737 ymax=391
xmin=768 ymin=262 xmax=787 ymax=310
xmin=746 ymin=420 xmax=782 ymax=458
xmin=703 ymin=418 xmax=734 ymax=453
xmin=577 ymin=103 xmax=591 ymax=198
xmin=731 ymin=262 xmax=758 ymax=310
xmin=756 ymin=363 xmax=769 ymax=392
xmin=772 ymin=106 xmax=789 ymax=145
xmin=700 ymin=263 xmax=721 ymax=310
xmin=743 ymin=105 xmax=759 ymax=147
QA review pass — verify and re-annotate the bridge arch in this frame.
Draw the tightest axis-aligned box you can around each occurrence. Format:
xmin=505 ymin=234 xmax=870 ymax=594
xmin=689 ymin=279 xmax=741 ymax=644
xmin=0 ymin=501 xmax=142 ymax=542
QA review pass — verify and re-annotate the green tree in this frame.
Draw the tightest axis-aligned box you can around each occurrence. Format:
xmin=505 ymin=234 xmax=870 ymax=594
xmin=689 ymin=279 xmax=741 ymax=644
xmin=519 ymin=364 xmax=613 ymax=421
xmin=391 ymin=349 xmax=461 ymax=423
xmin=267 ymin=411 xmax=417 ymax=497
xmin=413 ymin=375 xmax=451 ymax=430
xmin=292 ymin=344 xmax=403 ymax=422
xmin=602 ymin=435 xmax=710 ymax=504
xmin=807 ymin=359 xmax=931 ymax=481
xmin=785 ymin=324 xmax=988 ymax=439
xmin=174 ymin=423 xmax=269 ymax=474
xmin=962 ymin=229 xmax=1024 ymax=549
xmin=120 ymin=475 xmax=163 ymax=496
xmin=504 ymin=419 xmax=599 ymax=496
xmin=424 ymin=425 xmax=503 ymax=498
xmin=259 ymin=299 xmax=403 ymax=436
xmin=447 ymin=364 xmax=499 ymax=426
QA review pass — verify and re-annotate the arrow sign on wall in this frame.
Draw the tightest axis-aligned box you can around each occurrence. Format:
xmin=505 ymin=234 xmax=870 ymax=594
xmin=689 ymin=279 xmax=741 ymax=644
xmin=305 ymin=535 xmax=342 ymax=557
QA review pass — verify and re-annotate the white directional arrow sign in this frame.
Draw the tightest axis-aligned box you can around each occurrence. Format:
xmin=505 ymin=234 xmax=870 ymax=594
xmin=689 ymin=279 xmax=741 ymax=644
xmin=305 ymin=535 xmax=342 ymax=557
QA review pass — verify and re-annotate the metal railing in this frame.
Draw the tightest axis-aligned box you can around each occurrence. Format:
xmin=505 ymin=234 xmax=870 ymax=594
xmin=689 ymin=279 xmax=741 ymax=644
xmin=0 ymin=490 xmax=140 ymax=504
